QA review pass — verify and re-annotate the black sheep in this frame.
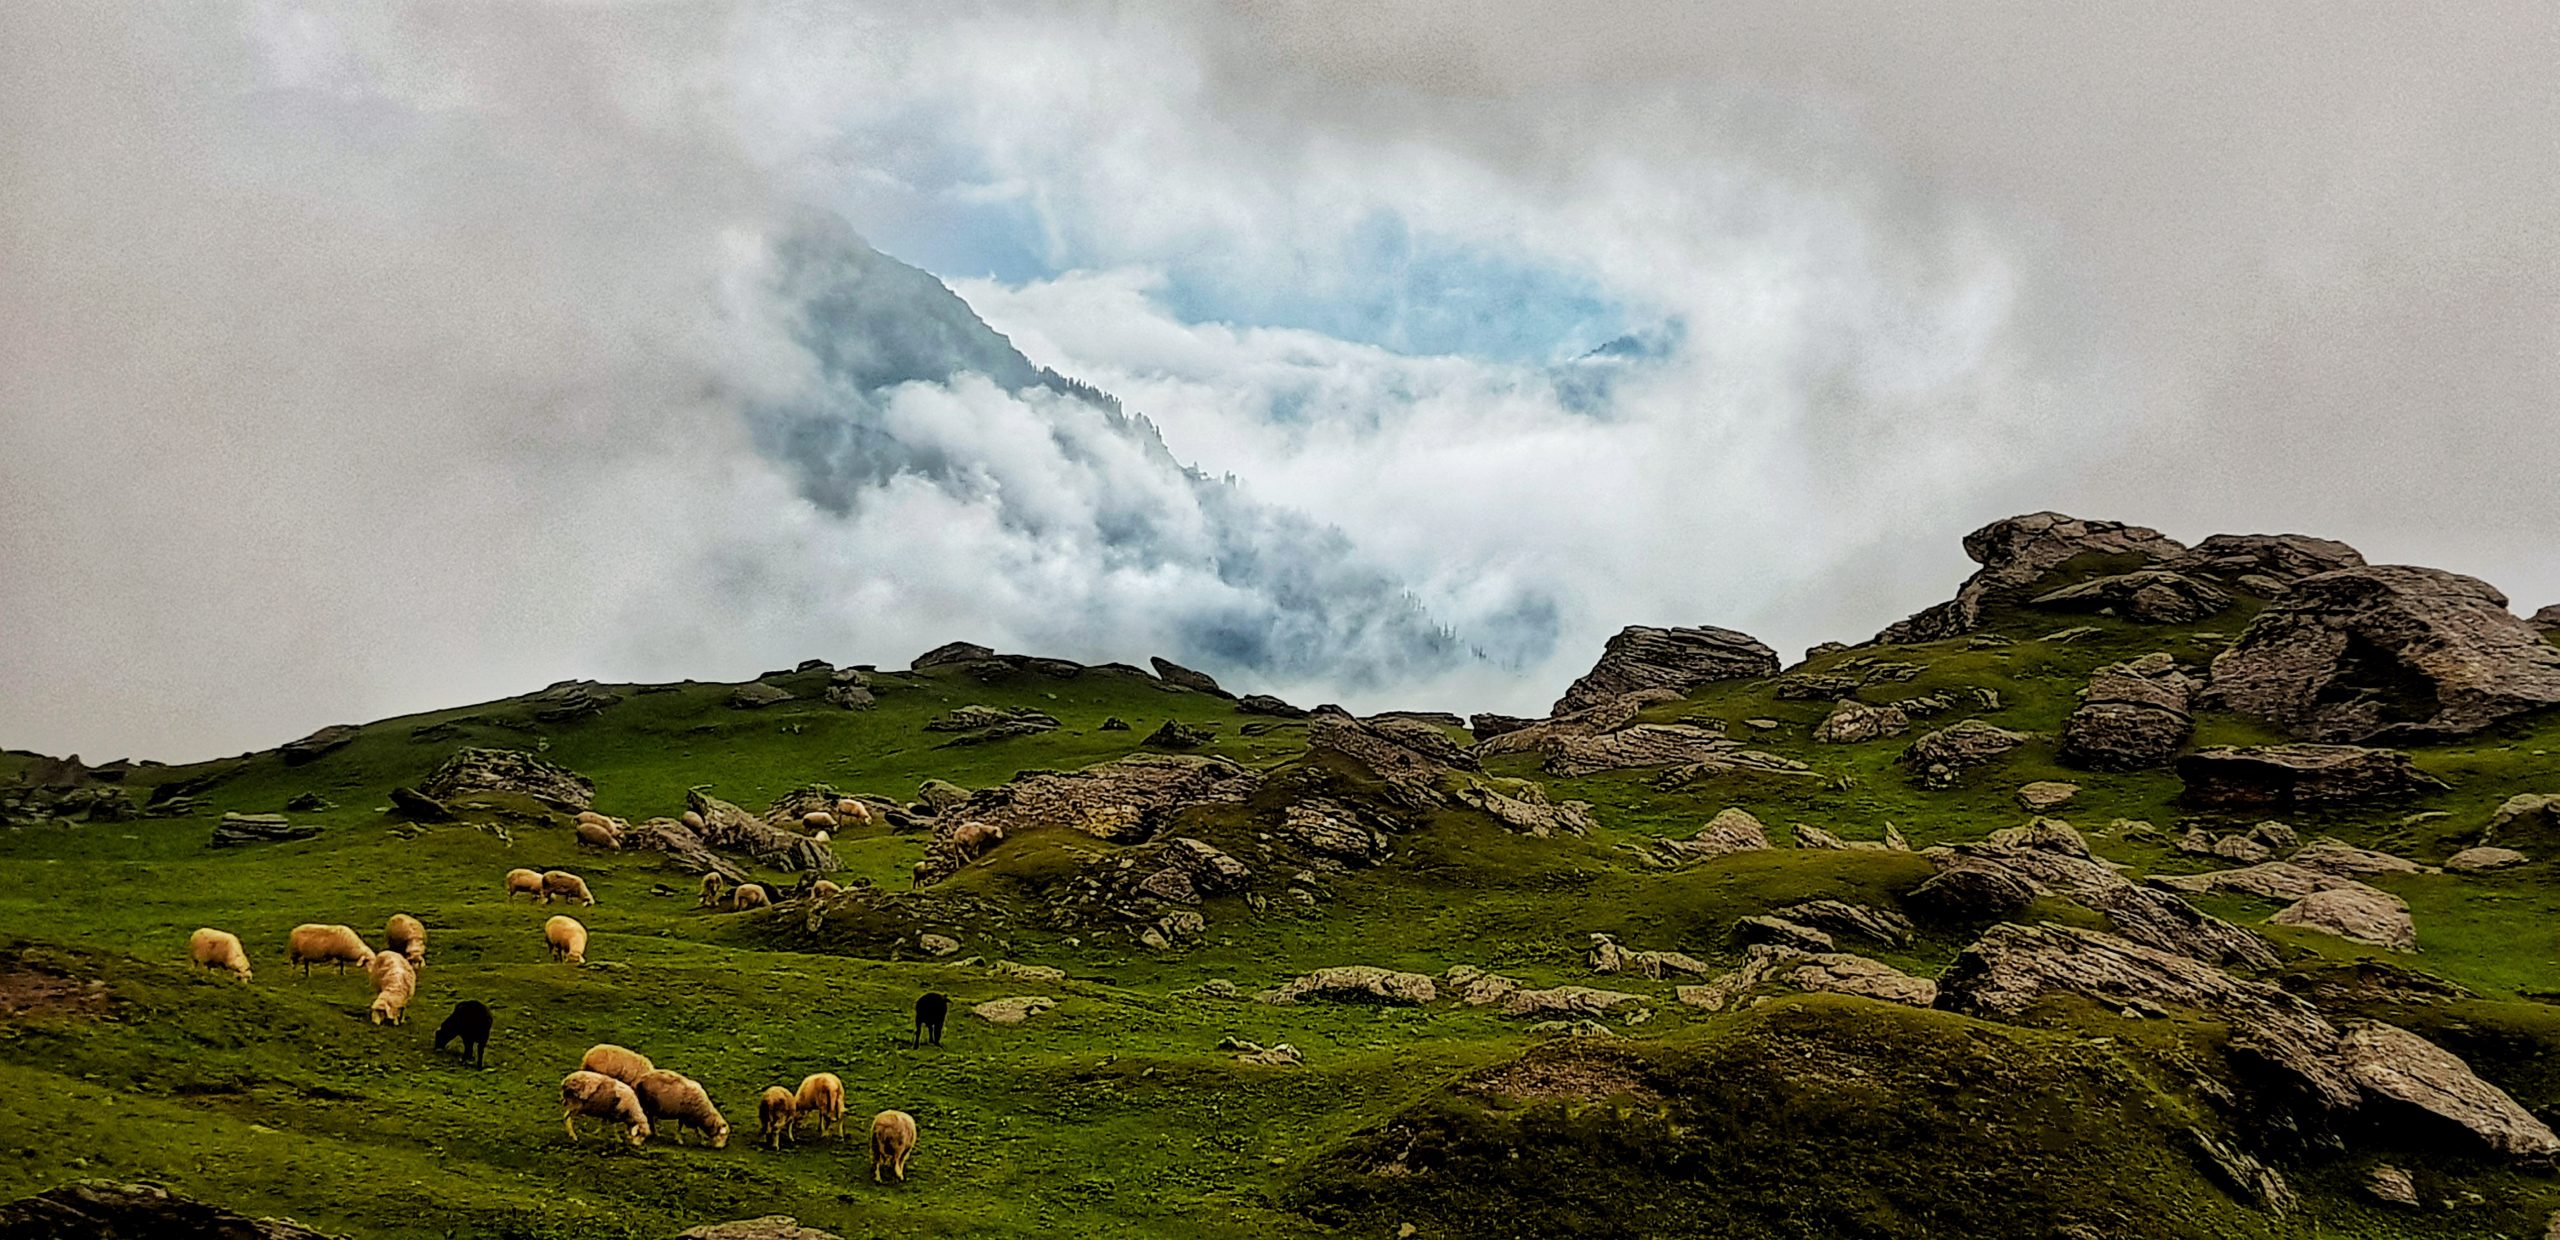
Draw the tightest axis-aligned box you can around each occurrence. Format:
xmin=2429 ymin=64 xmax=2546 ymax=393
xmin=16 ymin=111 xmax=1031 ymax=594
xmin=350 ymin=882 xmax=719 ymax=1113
xmin=913 ymin=992 xmax=948 ymax=1048
xmin=435 ymin=1000 xmax=492 ymax=1068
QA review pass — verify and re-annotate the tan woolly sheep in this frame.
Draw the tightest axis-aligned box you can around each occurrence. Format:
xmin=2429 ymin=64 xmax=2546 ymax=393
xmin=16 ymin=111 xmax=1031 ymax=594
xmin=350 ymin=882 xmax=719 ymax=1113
xmin=632 ymin=1069 xmax=729 ymax=1148
xmin=366 ymin=951 xmax=415 ymax=1025
xmin=697 ymin=872 xmax=726 ymax=908
xmin=287 ymin=924 xmax=374 ymax=978
xmin=505 ymin=868 xmax=546 ymax=901
xmin=579 ymin=1043 xmax=654 ymax=1085
xmin=540 ymin=870 xmax=595 ymax=906
xmin=573 ymin=820 xmax=622 ymax=850
xmin=384 ymin=914 xmax=426 ymax=971
xmin=545 ymin=915 xmax=588 ymax=965
xmin=680 ymin=810 xmax=706 ymax=831
xmin=793 ymin=1072 xmax=844 ymax=1139
xmin=870 ymin=1109 xmax=918 ymax=1183
xmin=810 ymin=879 xmax=842 ymax=899
xmin=801 ymin=810 xmax=835 ymax=832
xmin=757 ymin=1086 xmax=796 ymax=1149
xmin=834 ymin=798 xmax=872 ymax=825
xmin=950 ymin=821 xmax=1004 ymax=860
xmin=190 ymin=928 xmax=252 ymax=983
xmin=560 ymin=1070 xmax=650 ymax=1146
xmin=811 ymin=830 xmax=831 ymax=844
xmin=732 ymin=884 xmax=770 ymax=911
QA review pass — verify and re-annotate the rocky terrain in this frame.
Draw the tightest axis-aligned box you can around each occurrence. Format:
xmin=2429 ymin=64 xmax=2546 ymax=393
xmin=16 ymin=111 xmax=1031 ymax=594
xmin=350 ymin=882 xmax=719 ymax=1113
xmin=4 ymin=510 xmax=2560 ymax=1238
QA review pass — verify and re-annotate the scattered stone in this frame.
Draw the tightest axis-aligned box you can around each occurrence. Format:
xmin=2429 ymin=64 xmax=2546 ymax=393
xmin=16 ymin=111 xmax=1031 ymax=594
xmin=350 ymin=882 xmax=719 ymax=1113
xmin=1525 ymin=1019 xmax=1619 ymax=1039
xmin=1149 ymin=656 xmax=1233 ymax=698
xmin=1444 ymin=965 xmax=1523 ymax=1007
xmin=1497 ymin=985 xmax=1646 ymax=1020
xmin=2185 ymin=1129 xmax=2298 ymax=1216
xmin=1679 ymin=945 xmax=1935 ymax=1011
xmin=1900 ymin=720 xmax=2035 ymax=789
xmin=1813 ymin=699 xmax=1910 ymax=744
xmin=2061 ymin=653 xmax=2201 ymax=771
xmin=912 ymin=641 xmax=997 ymax=669
xmin=2289 ymin=838 xmax=2428 ymax=877
xmin=1258 ymin=966 xmax=1437 ymax=1006
xmin=283 ymin=792 xmax=332 ymax=812
xmin=1983 ymin=818 xmax=2090 ymax=857
xmin=2149 ymin=862 xmax=2359 ymax=903
xmin=970 ymin=996 xmax=1056 ymax=1025
xmin=386 ymin=786 xmax=458 ymax=823
xmin=210 ymin=813 xmax=318 ymax=848
xmin=1775 ymin=673 xmax=1863 ymax=701
xmin=1586 ymin=934 xmax=1715 ymax=980
xmin=2270 ymin=886 xmax=2418 ymax=952
xmin=1098 ymin=716 xmax=1131 ymax=732
xmin=2012 ymin=782 xmax=2078 ymax=813
xmin=726 ymin=682 xmax=794 ymax=709
xmin=2339 ymin=1019 xmax=2560 ymax=1159
xmin=990 ymin=960 xmax=1066 ymax=983
xmin=1733 ymin=916 xmax=1834 ymax=953
xmin=1878 ymin=512 xmax=2186 ymax=643
xmin=2206 ymin=565 xmax=2560 ymax=742
xmin=1552 ymin=624 xmax=1780 ymax=714
xmin=1218 ymin=1037 xmax=1304 ymax=1066
xmin=1237 ymin=694 xmax=1308 ymax=718
xmin=917 ymin=933 xmax=960 ymax=957
xmin=526 ymin=679 xmax=621 ymax=723
xmin=2362 ymin=1164 xmax=2419 ymax=1207
xmin=2176 ymin=744 xmax=2447 ymax=809
xmin=1142 ymin=720 xmax=1215 ymax=750
xmin=2487 ymin=793 xmax=2560 ymax=843
xmin=279 ymin=724 xmax=361 ymax=766
xmin=1653 ymin=807 xmax=1772 ymax=863
xmin=1775 ymin=900 xmax=1915 ymax=947
xmin=1791 ymin=822 xmax=1846 ymax=849
xmin=1907 ymin=862 xmax=2038 ymax=920
xmin=2446 ymin=846 xmax=2528 ymax=872
xmin=1742 ymin=717 xmax=1781 ymax=731
xmin=0 ymin=1180 xmax=343 ymax=1239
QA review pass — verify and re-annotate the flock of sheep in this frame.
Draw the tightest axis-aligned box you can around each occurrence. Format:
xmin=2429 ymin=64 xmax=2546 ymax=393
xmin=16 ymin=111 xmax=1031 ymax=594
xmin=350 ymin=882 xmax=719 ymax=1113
xmin=178 ymin=803 xmax=927 ymax=1186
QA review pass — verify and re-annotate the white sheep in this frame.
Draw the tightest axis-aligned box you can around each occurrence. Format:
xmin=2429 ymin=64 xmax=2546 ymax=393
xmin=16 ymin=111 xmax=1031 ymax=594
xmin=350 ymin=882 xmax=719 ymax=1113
xmin=540 ymin=870 xmax=596 ymax=906
xmin=189 ymin=928 xmax=252 ymax=983
xmin=545 ymin=915 xmax=588 ymax=965
xmin=560 ymin=1070 xmax=650 ymax=1146
xmin=504 ymin=868 xmax=546 ymax=901
xmin=632 ymin=1069 xmax=729 ymax=1148
xmin=793 ymin=1072 xmax=844 ymax=1139
xmin=286 ymin=924 xmax=373 ymax=978
xmin=384 ymin=914 xmax=426 ymax=971
xmin=579 ymin=1043 xmax=653 ymax=1085
xmin=366 ymin=951 xmax=415 ymax=1025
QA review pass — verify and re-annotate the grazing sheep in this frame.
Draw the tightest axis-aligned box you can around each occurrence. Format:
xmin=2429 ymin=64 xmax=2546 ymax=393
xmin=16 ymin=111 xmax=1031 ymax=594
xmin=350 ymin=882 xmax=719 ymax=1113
xmin=188 ymin=928 xmax=252 ymax=983
xmin=560 ymin=1070 xmax=651 ymax=1147
xmin=834 ymin=798 xmax=872 ymax=825
xmin=505 ymin=868 xmax=546 ymax=901
xmin=435 ymin=1000 xmax=492 ymax=1067
xmin=732 ymin=883 xmax=769 ymax=911
xmin=545 ymin=916 xmax=589 ymax=965
xmin=286 ymin=924 xmax=374 ymax=978
xmin=632 ymin=1069 xmax=730 ymax=1148
xmin=680 ymin=810 xmax=706 ymax=831
xmin=811 ymin=879 xmax=842 ymax=899
xmin=811 ymin=830 xmax=831 ymax=844
xmin=870 ymin=1110 xmax=918 ymax=1184
xmin=950 ymin=820 xmax=1004 ymax=861
xmin=573 ymin=820 xmax=622 ymax=850
xmin=696 ymin=872 xmax=726 ymax=908
xmin=757 ymin=1086 xmax=796 ymax=1149
xmin=801 ymin=810 xmax=835 ymax=831
xmin=367 ymin=951 xmax=415 ymax=1025
xmin=914 ymin=993 xmax=949 ymax=1048
xmin=384 ymin=914 xmax=426 ymax=971
xmin=579 ymin=1043 xmax=653 ymax=1085
xmin=540 ymin=870 xmax=596 ymax=906
xmin=793 ymin=1072 xmax=844 ymax=1139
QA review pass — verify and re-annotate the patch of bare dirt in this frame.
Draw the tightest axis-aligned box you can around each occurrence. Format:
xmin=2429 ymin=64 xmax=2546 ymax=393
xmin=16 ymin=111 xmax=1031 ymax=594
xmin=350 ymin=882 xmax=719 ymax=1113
xmin=1462 ymin=1041 xmax=1660 ymax=1105
xmin=0 ymin=951 xmax=113 ymax=1023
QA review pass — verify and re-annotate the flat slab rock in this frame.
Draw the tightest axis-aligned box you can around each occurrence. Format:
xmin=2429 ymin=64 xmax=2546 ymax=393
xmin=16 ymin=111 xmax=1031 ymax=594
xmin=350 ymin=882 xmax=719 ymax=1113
xmin=1877 ymin=512 xmax=2186 ymax=643
xmin=971 ymin=996 xmax=1058 ymax=1025
xmin=2270 ymin=885 xmax=2419 ymax=952
xmin=2176 ymin=744 xmax=2448 ymax=809
xmin=2340 ymin=1020 xmax=2560 ymax=1159
xmin=677 ymin=1218 xmax=844 ymax=1240
xmin=1258 ymin=966 xmax=1436 ymax=1006
xmin=1552 ymin=624 xmax=1779 ymax=715
xmin=1678 ymin=944 xmax=1935 ymax=1012
xmin=0 ymin=1180 xmax=343 ymax=1239
xmin=2446 ymin=846 xmax=2529 ymax=872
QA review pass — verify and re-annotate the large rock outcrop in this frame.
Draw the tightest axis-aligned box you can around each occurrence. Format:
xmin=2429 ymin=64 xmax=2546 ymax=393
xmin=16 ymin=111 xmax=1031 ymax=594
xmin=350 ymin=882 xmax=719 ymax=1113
xmin=685 ymin=790 xmax=839 ymax=873
xmin=2164 ymin=534 xmax=2367 ymax=592
xmin=2338 ymin=1020 xmax=2560 ymax=1159
xmin=1552 ymin=625 xmax=1778 ymax=714
xmin=2176 ymin=744 xmax=2447 ymax=809
xmin=2029 ymin=570 xmax=2232 ymax=625
xmin=417 ymin=748 xmax=595 ymax=811
xmin=1879 ymin=513 xmax=2185 ymax=643
xmin=2205 ymin=565 xmax=2560 ymax=742
xmin=1258 ymin=966 xmax=1436 ymax=1006
xmin=278 ymin=724 xmax=361 ymax=766
xmin=1150 ymin=656 xmax=1233 ymax=698
xmin=0 ymin=1180 xmax=342 ymax=1238
xmin=1900 ymin=720 xmax=2034 ymax=789
xmin=925 ymin=753 xmax=1259 ymax=870
xmin=2058 ymin=654 xmax=2198 ymax=771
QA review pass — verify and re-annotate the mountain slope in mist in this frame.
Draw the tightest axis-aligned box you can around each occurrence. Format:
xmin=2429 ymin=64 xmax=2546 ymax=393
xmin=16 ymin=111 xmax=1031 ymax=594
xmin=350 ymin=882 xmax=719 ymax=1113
xmin=742 ymin=212 xmax=1481 ymax=685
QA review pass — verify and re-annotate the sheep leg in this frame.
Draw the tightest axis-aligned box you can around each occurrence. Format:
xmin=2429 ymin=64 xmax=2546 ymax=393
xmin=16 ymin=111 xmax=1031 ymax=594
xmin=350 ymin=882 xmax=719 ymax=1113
xmin=563 ymin=1113 xmax=579 ymax=1142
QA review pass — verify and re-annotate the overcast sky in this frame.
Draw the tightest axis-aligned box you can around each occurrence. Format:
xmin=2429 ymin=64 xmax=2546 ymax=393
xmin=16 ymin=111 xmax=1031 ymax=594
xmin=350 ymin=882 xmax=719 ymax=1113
xmin=3 ymin=2 xmax=2554 ymax=763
